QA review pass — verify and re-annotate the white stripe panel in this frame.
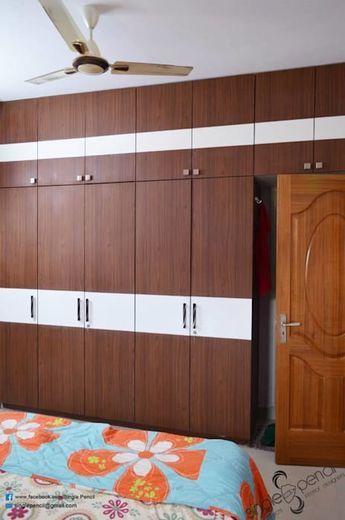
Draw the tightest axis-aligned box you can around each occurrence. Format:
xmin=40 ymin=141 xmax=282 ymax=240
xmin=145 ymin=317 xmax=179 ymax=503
xmin=85 ymin=134 xmax=135 ymax=156
xmin=85 ymin=292 xmax=134 ymax=332
xmin=314 ymin=115 xmax=345 ymax=140
xmin=0 ymin=288 xmax=37 ymax=324
xmin=0 ymin=142 xmax=37 ymax=162
xmin=136 ymin=294 xmax=190 ymax=336
xmin=193 ymin=124 xmax=254 ymax=149
xmin=38 ymin=290 xmax=84 ymax=328
xmin=255 ymin=118 xmax=314 ymax=145
xmin=191 ymin=297 xmax=252 ymax=340
xmin=136 ymin=129 xmax=192 ymax=152
xmin=38 ymin=138 xmax=85 ymax=159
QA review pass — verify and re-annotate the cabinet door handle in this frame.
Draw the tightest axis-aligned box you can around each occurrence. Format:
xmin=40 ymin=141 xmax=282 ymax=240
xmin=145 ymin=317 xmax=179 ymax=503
xmin=30 ymin=177 xmax=37 ymax=184
xmin=192 ymin=303 xmax=197 ymax=330
xmin=77 ymin=298 xmax=81 ymax=321
xmin=303 ymin=162 xmax=311 ymax=170
xmin=315 ymin=161 xmax=323 ymax=169
xmin=30 ymin=295 xmax=34 ymax=319
xmin=182 ymin=169 xmax=190 ymax=176
xmin=85 ymin=174 xmax=93 ymax=182
xmin=182 ymin=303 xmax=187 ymax=328
xmin=86 ymin=298 xmax=90 ymax=323
xmin=192 ymin=169 xmax=200 ymax=176
xmin=76 ymin=175 xmax=84 ymax=182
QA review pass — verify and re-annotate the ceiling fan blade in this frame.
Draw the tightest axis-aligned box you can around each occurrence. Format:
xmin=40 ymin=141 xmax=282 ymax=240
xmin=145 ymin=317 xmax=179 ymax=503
xmin=111 ymin=61 xmax=193 ymax=76
xmin=25 ymin=68 xmax=77 ymax=85
xmin=39 ymin=0 xmax=89 ymax=54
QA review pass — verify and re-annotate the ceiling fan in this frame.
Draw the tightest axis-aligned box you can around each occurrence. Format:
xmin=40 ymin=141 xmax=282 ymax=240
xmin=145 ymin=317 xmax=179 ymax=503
xmin=27 ymin=0 xmax=193 ymax=85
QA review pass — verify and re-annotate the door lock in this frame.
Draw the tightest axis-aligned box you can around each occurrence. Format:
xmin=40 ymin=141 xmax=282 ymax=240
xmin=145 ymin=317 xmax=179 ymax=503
xmin=279 ymin=313 xmax=302 ymax=343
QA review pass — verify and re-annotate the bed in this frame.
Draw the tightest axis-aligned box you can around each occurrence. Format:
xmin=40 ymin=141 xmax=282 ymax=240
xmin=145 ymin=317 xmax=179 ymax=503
xmin=0 ymin=411 xmax=274 ymax=519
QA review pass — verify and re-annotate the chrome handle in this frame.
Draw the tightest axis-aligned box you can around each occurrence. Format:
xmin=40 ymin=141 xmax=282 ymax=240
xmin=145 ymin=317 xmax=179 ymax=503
xmin=76 ymin=175 xmax=84 ymax=182
xmin=279 ymin=313 xmax=302 ymax=343
xmin=30 ymin=177 xmax=37 ymax=184
xmin=85 ymin=174 xmax=93 ymax=182
xmin=85 ymin=298 xmax=89 ymax=324
xmin=182 ymin=303 xmax=187 ymax=329
xmin=30 ymin=296 xmax=34 ymax=319
xmin=77 ymin=298 xmax=81 ymax=321
xmin=283 ymin=322 xmax=302 ymax=327
xmin=192 ymin=303 xmax=197 ymax=331
xmin=315 ymin=161 xmax=323 ymax=169
xmin=182 ymin=169 xmax=190 ymax=176
xmin=192 ymin=169 xmax=200 ymax=176
xmin=303 ymin=162 xmax=311 ymax=170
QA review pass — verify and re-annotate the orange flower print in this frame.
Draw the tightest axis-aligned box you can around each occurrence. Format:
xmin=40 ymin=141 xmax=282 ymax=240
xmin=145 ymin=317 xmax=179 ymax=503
xmin=0 ymin=412 xmax=71 ymax=464
xmin=69 ymin=429 xmax=206 ymax=503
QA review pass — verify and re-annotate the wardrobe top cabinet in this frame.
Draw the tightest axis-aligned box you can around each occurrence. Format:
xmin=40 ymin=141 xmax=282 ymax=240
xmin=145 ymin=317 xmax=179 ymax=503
xmin=86 ymin=88 xmax=135 ymax=136
xmin=38 ymin=93 xmax=86 ymax=141
xmin=315 ymin=62 xmax=345 ymax=116
xmin=0 ymin=99 xmax=37 ymax=143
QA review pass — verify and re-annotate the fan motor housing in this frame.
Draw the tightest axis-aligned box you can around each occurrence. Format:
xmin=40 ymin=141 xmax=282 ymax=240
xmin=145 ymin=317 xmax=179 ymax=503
xmin=73 ymin=55 xmax=109 ymax=75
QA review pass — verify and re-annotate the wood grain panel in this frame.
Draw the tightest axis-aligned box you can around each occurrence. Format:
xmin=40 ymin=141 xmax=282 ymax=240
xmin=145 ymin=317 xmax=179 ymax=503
xmin=38 ymin=157 xmax=84 ymax=185
xmin=38 ymin=326 xmax=84 ymax=415
xmin=0 ymin=187 xmax=37 ymax=288
xmin=315 ymin=63 xmax=345 ymax=117
xmin=4 ymin=323 xmax=38 ymax=408
xmin=137 ymin=82 xmax=192 ymax=131
xmin=85 ymin=330 xmax=134 ymax=422
xmin=85 ymin=183 xmax=134 ymax=293
xmin=0 ymin=99 xmax=37 ymax=143
xmin=86 ymin=88 xmax=135 ymax=136
xmin=192 ymin=177 xmax=253 ymax=297
xmin=254 ymin=141 xmax=314 ymax=175
xmin=314 ymin=139 xmax=345 ymax=173
xmin=38 ymin=94 xmax=86 ymax=140
xmin=190 ymin=337 xmax=251 ymax=440
xmin=0 ymin=161 xmax=37 ymax=187
xmin=136 ymin=150 xmax=191 ymax=181
xmin=136 ymin=180 xmax=191 ymax=295
xmin=255 ymin=67 xmax=315 ymax=122
xmin=135 ymin=333 xmax=189 ymax=431
xmin=193 ymin=145 xmax=253 ymax=177
xmin=38 ymin=186 xmax=84 ymax=290
xmin=85 ymin=154 xmax=135 ymax=183
xmin=0 ymin=324 xmax=7 ymax=401
xmin=193 ymin=75 xmax=255 ymax=127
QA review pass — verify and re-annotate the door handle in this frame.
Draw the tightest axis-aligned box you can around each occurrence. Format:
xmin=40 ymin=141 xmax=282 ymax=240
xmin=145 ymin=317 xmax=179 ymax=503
xmin=30 ymin=295 xmax=34 ymax=319
xmin=192 ymin=303 xmax=197 ymax=332
xmin=85 ymin=298 xmax=90 ymax=325
xmin=77 ymin=298 xmax=81 ymax=321
xmin=280 ymin=313 xmax=302 ymax=343
xmin=182 ymin=303 xmax=187 ymax=328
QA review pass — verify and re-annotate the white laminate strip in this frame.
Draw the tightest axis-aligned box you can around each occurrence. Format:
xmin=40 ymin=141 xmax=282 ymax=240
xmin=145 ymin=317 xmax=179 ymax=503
xmin=38 ymin=138 xmax=85 ymax=159
xmin=136 ymin=129 xmax=192 ymax=153
xmin=192 ymin=123 xmax=254 ymax=149
xmin=136 ymin=294 xmax=191 ymax=336
xmin=191 ymin=296 xmax=252 ymax=340
xmin=255 ymin=118 xmax=314 ymax=145
xmin=0 ymin=288 xmax=37 ymax=324
xmin=85 ymin=133 xmax=136 ymax=156
xmin=38 ymin=289 xmax=84 ymax=328
xmin=0 ymin=142 xmax=37 ymax=162
xmin=85 ymin=292 xmax=134 ymax=332
xmin=314 ymin=115 xmax=345 ymax=140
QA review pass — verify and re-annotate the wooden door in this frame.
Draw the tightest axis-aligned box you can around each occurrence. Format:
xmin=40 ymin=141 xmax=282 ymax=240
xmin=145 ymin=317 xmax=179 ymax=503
xmin=255 ymin=67 xmax=315 ymax=175
xmin=85 ymin=89 xmax=135 ymax=183
xmin=276 ymin=174 xmax=345 ymax=466
xmin=136 ymin=83 xmax=192 ymax=181
xmin=38 ymin=94 xmax=86 ymax=186
xmin=315 ymin=63 xmax=345 ymax=172
xmin=0 ymin=99 xmax=38 ymax=187
xmin=192 ymin=75 xmax=254 ymax=177
xmin=38 ymin=185 xmax=84 ymax=290
xmin=38 ymin=326 xmax=84 ymax=415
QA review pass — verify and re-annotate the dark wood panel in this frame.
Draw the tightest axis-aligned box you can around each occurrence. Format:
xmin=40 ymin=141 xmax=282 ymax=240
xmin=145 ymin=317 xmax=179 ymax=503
xmin=193 ymin=75 xmax=255 ymax=127
xmin=5 ymin=324 xmax=38 ymax=408
xmin=190 ymin=337 xmax=251 ymax=440
xmin=38 ymin=326 xmax=84 ymax=415
xmin=85 ymin=154 xmax=135 ymax=183
xmin=136 ymin=150 xmax=191 ymax=181
xmin=314 ymin=139 xmax=345 ymax=172
xmin=136 ymin=180 xmax=191 ymax=295
xmin=0 ymin=187 xmax=37 ymax=288
xmin=137 ymin=82 xmax=192 ymax=131
xmin=38 ymin=158 xmax=84 ymax=186
xmin=254 ymin=141 xmax=314 ymax=175
xmin=38 ymin=94 xmax=86 ymax=140
xmin=135 ymin=333 xmax=189 ymax=431
xmin=0 ymin=161 xmax=37 ymax=188
xmin=86 ymin=88 xmax=135 ymax=136
xmin=85 ymin=183 xmax=134 ymax=293
xmin=255 ymin=67 xmax=315 ymax=122
xmin=38 ymin=186 xmax=84 ymax=290
xmin=192 ymin=146 xmax=253 ymax=177
xmin=192 ymin=177 xmax=253 ymax=297
xmin=315 ymin=63 xmax=345 ymax=116
xmin=0 ymin=99 xmax=37 ymax=143
xmin=0 ymin=324 xmax=7 ymax=401
xmin=85 ymin=330 xmax=134 ymax=422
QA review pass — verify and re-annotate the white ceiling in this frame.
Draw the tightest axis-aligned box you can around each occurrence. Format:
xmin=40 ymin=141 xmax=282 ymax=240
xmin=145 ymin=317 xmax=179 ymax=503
xmin=1 ymin=0 xmax=345 ymax=101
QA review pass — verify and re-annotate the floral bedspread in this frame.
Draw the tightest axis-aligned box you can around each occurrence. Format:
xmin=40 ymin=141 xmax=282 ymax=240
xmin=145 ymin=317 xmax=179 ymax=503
xmin=0 ymin=411 xmax=274 ymax=520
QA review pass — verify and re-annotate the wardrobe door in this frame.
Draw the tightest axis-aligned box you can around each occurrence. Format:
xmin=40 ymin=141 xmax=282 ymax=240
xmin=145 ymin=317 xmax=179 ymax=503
xmin=0 ymin=100 xmax=38 ymax=187
xmin=85 ymin=89 xmax=135 ymax=183
xmin=255 ymin=67 xmax=315 ymax=175
xmin=192 ymin=75 xmax=255 ymax=177
xmin=84 ymin=183 xmax=135 ymax=422
xmin=38 ymin=94 xmax=86 ymax=186
xmin=314 ymin=63 xmax=345 ymax=172
xmin=136 ymin=83 xmax=192 ymax=181
xmin=135 ymin=180 xmax=191 ymax=430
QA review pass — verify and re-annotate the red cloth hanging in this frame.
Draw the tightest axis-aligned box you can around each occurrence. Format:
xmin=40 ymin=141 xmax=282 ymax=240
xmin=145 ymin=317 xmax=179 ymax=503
xmin=255 ymin=202 xmax=271 ymax=296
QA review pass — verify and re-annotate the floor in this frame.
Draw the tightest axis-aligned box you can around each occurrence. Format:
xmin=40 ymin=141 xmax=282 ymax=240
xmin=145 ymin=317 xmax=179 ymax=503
xmin=245 ymin=447 xmax=345 ymax=519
